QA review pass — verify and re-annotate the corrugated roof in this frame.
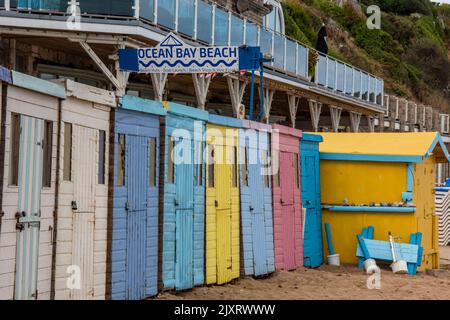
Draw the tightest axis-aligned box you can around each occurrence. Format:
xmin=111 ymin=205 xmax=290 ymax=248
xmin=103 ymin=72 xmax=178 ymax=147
xmin=314 ymin=132 xmax=450 ymax=163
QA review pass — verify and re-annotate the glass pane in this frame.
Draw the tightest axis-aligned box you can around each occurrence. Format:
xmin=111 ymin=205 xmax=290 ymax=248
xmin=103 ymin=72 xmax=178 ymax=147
xmin=195 ymin=141 xmax=203 ymax=186
xmin=207 ymin=144 xmax=214 ymax=188
xmin=369 ymin=76 xmax=376 ymax=103
xmin=273 ymin=33 xmax=285 ymax=70
xmin=214 ymin=8 xmax=228 ymax=46
xmin=337 ymin=62 xmax=345 ymax=92
xmin=9 ymin=114 xmax=20 ymax=186
xmin=317 ymin=54 xmax=327 ymax=86
xmin=327 ymin=58 xmax=336 ymax=89
xmin=140 ymin=0 xmax=155 ymax=21
xmin=178 ymin=0 xmax=195 ymax=37
xmin=297 ymin=45 xmax=308 ymax=77
xmin=149 ymin=138 xmax=156 ymax=187
xmin=259 ymin=28 xmax=272 ymax=56
xmin=245 ymin=22 xmax=258 ymax=46
xmin=240 ymin=147 xmax=248 ymax=187
xmin=167 ymin=137 xmax=174 ymax=183
xmin=0 ymin=1 xmax=4 ymax=7
xmin=117 ymin=134 xmax=125 ymax=186
xmin=353 ymin=70 xmax=361 ymax=98
xmin=158 ymin=0 xmax=175 ymax=29
xmin=345 ymin=66 xmax=353 ymax=95
xmin=361 ymin=73 xmax=369 ymax=100
xmin=376 ymin=79 xmax=383 ymax=105
xmin=230 ymin=15 xmax=244 ymax=46
xmin=285 ymin=40 xmax=296 ymax=74
xmin=63 ymin=123 xmax=72 ymax=182
xmin=197 ymin=1 xmax=212 ymax=43
xmin=98 ymin=130 xmax=106 ymax=185
xmin=78 ymin=0 xmax=134 ymax=16
xmin=38 ymin=0 xmax=67 ymax=11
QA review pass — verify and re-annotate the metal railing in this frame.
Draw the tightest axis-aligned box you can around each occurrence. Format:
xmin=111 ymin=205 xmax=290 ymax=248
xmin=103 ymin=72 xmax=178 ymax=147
xmin=1 ymin=0 xmax=385 ymax=108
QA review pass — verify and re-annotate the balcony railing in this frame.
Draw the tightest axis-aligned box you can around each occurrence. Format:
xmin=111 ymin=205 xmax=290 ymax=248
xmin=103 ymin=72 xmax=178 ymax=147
xmin=1 ymin=0 xmax=384 ymax=108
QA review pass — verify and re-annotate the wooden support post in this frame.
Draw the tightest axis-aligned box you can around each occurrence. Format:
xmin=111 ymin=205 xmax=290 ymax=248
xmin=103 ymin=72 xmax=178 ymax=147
xmin=260 ymin=87 xmax=275 ymax=124
xmin=77 ymin=41 xmax=125 ymax=96
xmin=308 ymin=99 xmax=322 ymax=132
xmin=151 ymin=73 xmax=168 ymax=102
xmin=192 ymin=74 xmax=211 ymax=110
xmin=367 ymin=115 xmax=375 ymax=133
xmin=329 ymin=105 xmax=342 ymax=132
xmin=350 ymin=111 xmax=362 ymax=132
xmin=287 ymin=94 xmax=300 ymax=128
xmin=227 ymin=76 xmax=247 ymax=117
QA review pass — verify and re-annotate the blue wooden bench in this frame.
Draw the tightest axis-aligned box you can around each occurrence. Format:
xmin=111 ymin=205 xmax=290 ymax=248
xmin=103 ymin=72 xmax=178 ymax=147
xmin=356 ymin=226 xmax=423 ymax=275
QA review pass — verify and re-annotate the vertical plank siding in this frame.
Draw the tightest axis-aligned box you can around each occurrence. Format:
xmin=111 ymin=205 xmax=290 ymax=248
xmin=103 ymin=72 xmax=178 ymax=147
xmin=109 ymin=107 xmax=160 ymax=300
xmin=162 ymin=113 xmax=205 ymax=291
xmin=272 ymin=125 xmax=303 ymax=271
xmin=0 ymin=85 xmax=58 ymax=300
xmin=301 ymin=135 xmax=323 ymax=268
xmin=206 ymin=123 xmax=240 ymax=285
xmin=54 ymin=96 xmax=111 ymax=300
xmin=239 ymin=123 xmax=274 ymax=277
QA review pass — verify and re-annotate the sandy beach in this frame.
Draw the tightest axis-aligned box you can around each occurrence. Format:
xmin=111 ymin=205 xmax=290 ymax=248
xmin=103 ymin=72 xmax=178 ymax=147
xmin=155 ymin=247 xmax=450 ymax=300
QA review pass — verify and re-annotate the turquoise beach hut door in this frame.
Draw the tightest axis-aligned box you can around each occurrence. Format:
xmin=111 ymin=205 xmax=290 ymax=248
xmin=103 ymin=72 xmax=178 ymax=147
xmin=125 ymin=135 xmax=149 ymax=300
xmin=301 ymin=137 xmax=323 ymax=268
xmin=14 ymin=115 xmax=44 ymax=300
xmin=174 ymin=138 xmax=195 ymax=290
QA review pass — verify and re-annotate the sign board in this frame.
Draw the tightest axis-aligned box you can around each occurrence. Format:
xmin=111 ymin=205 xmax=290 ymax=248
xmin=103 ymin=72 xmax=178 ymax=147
xmin=119 ymin=33 xmax=259 ymax=74
xmin=0 ymin=65 xmax=12 ymax=83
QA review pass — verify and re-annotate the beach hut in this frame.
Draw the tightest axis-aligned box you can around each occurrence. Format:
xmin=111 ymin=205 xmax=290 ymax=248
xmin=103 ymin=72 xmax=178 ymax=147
xmin=160 ymin=103 xmax=208 ymax=291
xmin=108 ymin=95 xmax=165 ymax=300
xmin=301 ymin=133 xmax=324 ymax=268
xmin=53 ymin=80 xmax=115 ymax=300
xmin=271 ymin=124 xmax=303 ymax=271
xmin=318 ymin=132 xmax=449 ymax=270
xmin=0 ymin=70 xmax=65 ymax=300
xmin=239 ymin=120 xmax=274 ymax=276
xmin=205 ymin=115 xmax=241 ymax=285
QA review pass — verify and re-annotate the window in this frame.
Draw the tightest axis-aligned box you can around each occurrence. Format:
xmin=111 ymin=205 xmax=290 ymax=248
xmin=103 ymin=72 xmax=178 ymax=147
xmin=195 ymin=141 xmax=203 ymax=186
xmin=207 ymin=144 xmax=214 ymax=188
xmin=63 ymin=123 xmax=72 ymax=182
xmin=273 ymin=151 xmax=280 ymax=188
xmin=149 ymin=138 xmax=157 ymax=187
xmin=98 ymin=130 xmax=106 ymax=185
xmin=42 ymin=121 xmax=53 ymax=188
xmin=262 ymin=150 xmax=270 ymax=188
xmin=167 ymin=137 xmax=174 ymax=184
xmin=232 ymin=147 xmax=238 ymax=188
xmin=240 ymin=147 xmax=248 ymax=187
xmin=117 ymin=134 xmax=125 ymax=186
xmin=9 ymin=113 xmax=20 ymax=186
xmin=294 ymin=153 xmax=300 ymax=189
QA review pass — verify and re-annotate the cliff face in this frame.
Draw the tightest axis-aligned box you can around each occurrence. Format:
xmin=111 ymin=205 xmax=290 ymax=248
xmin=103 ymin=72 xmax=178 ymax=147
xmin=283 ymin=0 xmax=450 ymax=111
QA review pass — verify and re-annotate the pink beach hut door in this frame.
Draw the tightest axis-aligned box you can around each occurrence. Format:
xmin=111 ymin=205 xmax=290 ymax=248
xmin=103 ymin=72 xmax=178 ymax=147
xmin=280 ymin=151 xmax=296 ymax=270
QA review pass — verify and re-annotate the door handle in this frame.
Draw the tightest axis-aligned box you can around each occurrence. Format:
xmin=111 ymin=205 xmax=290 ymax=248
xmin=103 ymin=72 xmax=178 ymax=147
xmin=280 ymin=199 xmax=285 ymax=204
xmin=249 ymin=206 xmax=254 ymax=211
xmin=15 ymin=211 xmax=25 ymax=219
xmin=71 ymin=201 xmax=78 ymax=211
xmin=125 ymin=201 xmax=129 ymax=211
xmin=306 ymin=200 xmax=312 ymax=205
xmin=215 ymin=200 xmax=219 ymax=208
xmin=174 ymin=199 xmax=179 ymax=207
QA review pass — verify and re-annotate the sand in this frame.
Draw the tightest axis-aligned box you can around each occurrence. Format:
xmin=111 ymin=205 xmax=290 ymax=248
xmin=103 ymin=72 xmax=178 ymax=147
xmin=155 ymin=247 xmax=450 ymax=300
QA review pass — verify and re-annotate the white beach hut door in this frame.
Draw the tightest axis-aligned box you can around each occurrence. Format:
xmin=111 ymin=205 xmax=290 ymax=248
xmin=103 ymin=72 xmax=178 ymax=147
xmin=14 ymin=116 xmax=44 ymax=300
xmin=70 ymin=125 xmax=97 ymax=299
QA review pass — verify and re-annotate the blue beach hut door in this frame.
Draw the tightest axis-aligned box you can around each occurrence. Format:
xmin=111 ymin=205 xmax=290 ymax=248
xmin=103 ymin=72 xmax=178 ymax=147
xmin=248 ymin=148 xmax=268 ymax=276
xmin=174 ymin=137 xmax=195 ymax=290
xmin=14 ymin=115 xmax=44 ymax=300
xmin=125 ymin=135 xmax=149 ymax=300
xmin=301 ymin=142 xmax=323 ymax=268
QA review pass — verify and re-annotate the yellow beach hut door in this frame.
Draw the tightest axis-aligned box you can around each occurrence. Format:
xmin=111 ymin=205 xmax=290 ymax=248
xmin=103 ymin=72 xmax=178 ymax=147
xmin=70 ymin=125 xmax=97 ymax=299
xmin=14 ymin=116 xmax=44 ymax=300
xmin=216 ymin=145 xmax=233 ymax=284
